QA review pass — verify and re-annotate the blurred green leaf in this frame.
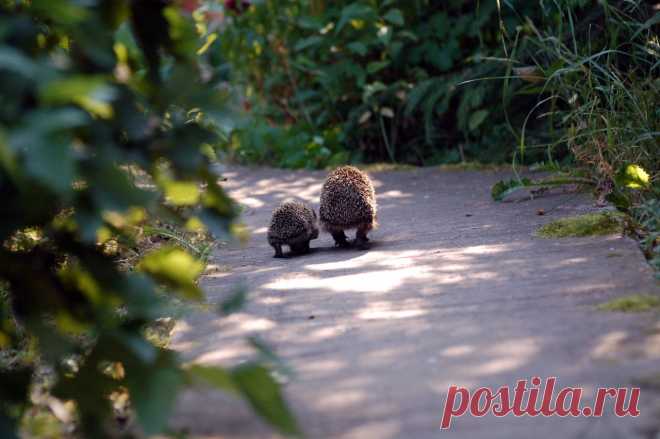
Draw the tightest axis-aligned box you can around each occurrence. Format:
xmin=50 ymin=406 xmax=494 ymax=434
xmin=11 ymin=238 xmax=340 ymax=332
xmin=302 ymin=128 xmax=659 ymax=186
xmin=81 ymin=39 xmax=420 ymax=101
xmin=383 ymin=9 xmax=404 ymax=26
xmin=248 ymin=336 xmax=295 ymax=379
xmin=30 ymin=0 xmax=88 ymax=24
xmin=367 ymin=61 xmax=389 ymax=74
xmin=294 ymin=36 xmax=323 ymax=51
xmin=491 ymin=178 xmax=532 ymax=201
xmin=468 ymin=110 xmax=489 ymax=131
xmin=187 ymin=365 xmax=238 ymax=393
xmin=336 ymin=3 xmax=375 ymax=34
xmin=127 ymin=351 xmax=184 ymax=435
xmin=219 ymin=288 xmax=247 ymax=315
xmin=615 ymin=164 xmax=650 ymax=189
xmin=138 ymin=246 xmax=204 ymax=300
xmin=40 ymin=76 xmax=116 ymax=118
xmin=9 ymin=109 xmax=86 ymax=193
xmin=163 ymin=180 xmax=201 ymax=206
xmin=232 ymin=363 xmax=301 ymax=437
xmin=346 ymin=41 xmax=368 ymax=56
xmin=0 ymin=47 xmax=40 ymax=78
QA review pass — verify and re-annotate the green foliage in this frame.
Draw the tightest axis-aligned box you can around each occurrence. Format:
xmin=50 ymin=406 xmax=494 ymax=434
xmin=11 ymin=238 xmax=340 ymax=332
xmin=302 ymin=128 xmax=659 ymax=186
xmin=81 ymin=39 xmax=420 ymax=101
xmin=138 ymin=246 xmax=205 ymax=300
xmin=512 ymin=0 xmax=658 ymax=199
xmin=0 ymin=1 xmax=294 ymax=437
xmin=214 ymin=0 xmax=545 ymax=166
xmin=224 ymin=119 xmax=348 ymax=168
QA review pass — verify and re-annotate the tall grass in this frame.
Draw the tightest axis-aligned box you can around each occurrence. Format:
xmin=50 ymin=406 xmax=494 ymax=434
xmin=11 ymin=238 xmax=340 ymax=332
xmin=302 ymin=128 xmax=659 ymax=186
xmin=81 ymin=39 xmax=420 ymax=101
xmin=510 ymin=1 xmax=658 ymax=188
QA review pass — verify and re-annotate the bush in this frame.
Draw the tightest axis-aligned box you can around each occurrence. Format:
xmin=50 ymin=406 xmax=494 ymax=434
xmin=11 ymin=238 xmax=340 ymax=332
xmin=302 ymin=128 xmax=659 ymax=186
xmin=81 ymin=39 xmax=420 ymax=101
xmin=214 ymin=0 xmax=549 ymax=166
xmin=0 ymin=1 xmax=296 ymax=437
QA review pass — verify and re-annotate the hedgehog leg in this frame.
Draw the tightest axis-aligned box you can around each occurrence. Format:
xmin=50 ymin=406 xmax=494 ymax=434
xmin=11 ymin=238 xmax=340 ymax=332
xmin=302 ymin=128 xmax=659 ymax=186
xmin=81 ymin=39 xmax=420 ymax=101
xmin=272 ymin=244 xmax=284 ymax=258
xmin=331 ymin=230 xmax=350 ymax=248
xmin=354 ymin=226 xmax=370 ymax=250
xmin=290 ymin=240 xmax=311 ymax=255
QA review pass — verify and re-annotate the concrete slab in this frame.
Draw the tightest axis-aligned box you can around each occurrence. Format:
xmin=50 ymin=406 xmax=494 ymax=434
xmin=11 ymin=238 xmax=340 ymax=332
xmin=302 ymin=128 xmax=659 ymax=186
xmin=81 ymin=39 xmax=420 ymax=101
xmin=170 ymin=166 xmax=660 ymax=439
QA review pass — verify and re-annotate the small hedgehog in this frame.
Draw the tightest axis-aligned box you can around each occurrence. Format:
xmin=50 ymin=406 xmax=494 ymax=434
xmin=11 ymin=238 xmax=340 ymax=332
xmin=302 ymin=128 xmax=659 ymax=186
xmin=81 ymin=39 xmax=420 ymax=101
xmin=267 ymin=200 xmax=319 ymax=258
xmin=319 ymin=166 xmax=377 ymax=249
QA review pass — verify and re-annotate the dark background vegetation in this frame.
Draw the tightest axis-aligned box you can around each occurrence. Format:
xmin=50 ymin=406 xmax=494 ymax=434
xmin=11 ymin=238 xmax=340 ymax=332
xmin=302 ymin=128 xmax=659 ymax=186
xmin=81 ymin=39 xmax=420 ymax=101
xmin=0 ymin=0 xmax=657 ymax=437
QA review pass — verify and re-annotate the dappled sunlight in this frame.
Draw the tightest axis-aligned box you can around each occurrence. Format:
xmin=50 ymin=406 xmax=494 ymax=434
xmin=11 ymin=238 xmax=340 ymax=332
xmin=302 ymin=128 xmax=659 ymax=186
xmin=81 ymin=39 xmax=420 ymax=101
xmin=337 ymin=421 xmax=401 ymax=439
xmin=225 ymin=175 xmax=325 ymax=207
xmin=305 ymin=250 xmax=427 ymax=271
xmin=234 ymin=314 xmax=277 ymax=331
xmin=306 ymin=325 xmax=352 ymax=341
xmin=239 ymin=197 xmax=264 ymax=208
xmin=590 ymin=331 xmax=628 ymax=359
xmin=467 ymin=338 xmax=540 ymax=376
xmin=356 ymin=300 xmax=428 ymax=320
xmin=256 ymin=295 xmax=285 ymax=305
xmin=641 ymin=333 xmax=660 ymax=358
xmin=462 ymin=244 xmax=510 ymax=255
xmin=264 ymin=265 xmax=433 ymax=294
xmin=379 ymin=190 xmax=412 ymax=199
xmin=358 ymin=307 xmax=427 ymax=320
xmin=297 ymin=359 xmax=347 ymax=376
xmin=316 ymin=390 xmax=368 ymax=410
xmin=440 ymin=344 xmax=475 ymax=358
xmin=193 ymin=344 xmax=254 ymax=365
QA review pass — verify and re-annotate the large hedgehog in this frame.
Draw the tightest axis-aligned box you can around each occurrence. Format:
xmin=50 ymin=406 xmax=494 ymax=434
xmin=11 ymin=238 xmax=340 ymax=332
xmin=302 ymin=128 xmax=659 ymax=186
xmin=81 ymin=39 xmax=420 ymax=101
xmin=319 ymin=166 xmax=377 ymax=249
xmin=267 ymin=200 xmax=319 ymax=258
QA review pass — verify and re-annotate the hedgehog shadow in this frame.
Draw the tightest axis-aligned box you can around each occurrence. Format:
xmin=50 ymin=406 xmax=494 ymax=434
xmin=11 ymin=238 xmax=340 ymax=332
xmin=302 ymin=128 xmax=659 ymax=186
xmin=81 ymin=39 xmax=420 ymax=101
xmin=275 ymin=241 xmax=388 ymax=259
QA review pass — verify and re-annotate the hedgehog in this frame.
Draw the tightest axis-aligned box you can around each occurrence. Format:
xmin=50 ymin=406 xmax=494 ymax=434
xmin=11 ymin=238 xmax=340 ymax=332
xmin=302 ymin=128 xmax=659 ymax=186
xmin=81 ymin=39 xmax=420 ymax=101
xmin=267 ymin=200 xmax=319 ymax=258
xmin=319 ymin=166 xmax=377 ymax=250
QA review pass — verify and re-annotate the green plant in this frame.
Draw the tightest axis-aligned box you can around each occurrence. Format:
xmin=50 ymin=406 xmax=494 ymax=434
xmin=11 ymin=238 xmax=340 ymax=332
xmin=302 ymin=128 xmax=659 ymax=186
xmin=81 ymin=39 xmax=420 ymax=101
xmin=506 ymin=0 xmax=658 ymax=204
xmin=212 ymin=0 xmax=546 ymax=166
xmin=0 ymin=1 xmax=297 ymax=437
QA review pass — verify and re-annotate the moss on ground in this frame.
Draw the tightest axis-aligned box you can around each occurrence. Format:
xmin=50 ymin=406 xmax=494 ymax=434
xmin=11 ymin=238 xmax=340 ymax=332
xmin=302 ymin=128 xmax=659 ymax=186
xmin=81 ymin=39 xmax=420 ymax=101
xmin=536 ymin=212 xmax=623 ymax=238
xmin=597 ymin=294 xmax=660 ymax=312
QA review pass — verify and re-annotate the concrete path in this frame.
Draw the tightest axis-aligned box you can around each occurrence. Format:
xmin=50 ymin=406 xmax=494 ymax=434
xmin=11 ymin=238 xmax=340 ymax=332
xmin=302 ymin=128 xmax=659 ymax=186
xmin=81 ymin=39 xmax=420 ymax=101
xmin=171 ymin=166 xmax=660 ymax=439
